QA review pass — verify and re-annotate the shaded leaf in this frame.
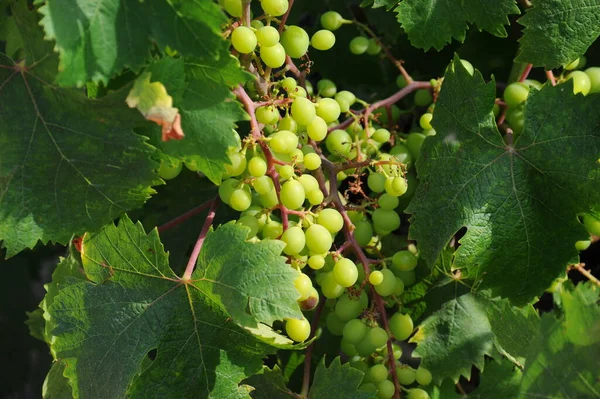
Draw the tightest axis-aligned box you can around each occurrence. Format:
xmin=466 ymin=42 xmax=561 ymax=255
xmin=309 ymin=357 xmax=376 ymax=399
xmin=245 ymin=366 xmax=292 ymax=399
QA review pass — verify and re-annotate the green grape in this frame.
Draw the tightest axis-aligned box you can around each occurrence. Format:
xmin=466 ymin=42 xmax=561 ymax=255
xmin=419 ymin=113 xmax=433 ymax=130
xmin=311 ymin=30 xmax=336 ymax=51
xmin=504 ymin=82 xmax=530 ymax=107
xmin=506 ymin=108 xmax=525 ymax=134
xmin=260 ymin=0 xmax=289 ymax=16
xmin=374 ymin=269 xmax=396 ymax=296
xmin=393 ymin=277 xmax=405 ymax=296
xmin=253 ymin=175 xmax=274 ymax=195
xmin=564 ymin=57 xmax=582 ymax=70
xmin=307 ymin=189 xmax=325 ymax=205
xmin=250 ymin=19 xmax=264 ymax=30
xmin=415 ymin=368 xmax=432 ymax=386
xmin=318 ymin=208 xmax=344 ymax=233
xmin=286 ymin=317 xmax=310 ymax=342
xmin=369 ymin=270 xmax=384 ymax=286
xmin=291 ymin=149 xmax=304 ymax=165
xmin=576 ymin=239 xmax=591 ymax=251
xmin=378 ymin=193 xmax=400 ymax=210
xmin=316 ymin=98 xmax=341 ymax=122
xmin=396 ymin=367 xmax=416 ymax=385
xmin=374 ymin=105 xmax=401 ymax=125
xmin=230 ymin=186 xmax=252 ymax=211
xmin=567 ymin=70 xmax=592 ymax=95
xmin=333 ymin=258 xmax=358 ymax=287
xmin=414 ymin=89 xmax=433 ymax=107
xmin=395 ymin=269 xmax=416 ymax=286
xmin=320 ymin=11 xmax=344 ymax=31
xmin=524 ymin=79 xmax=543 ymax=90
xmin=341 ymin=338 xmax=358 ymax=356
xmin=305 ymin=224 xmax=333 ymax=254
xmin=293 ymin=86 xmax=308 ymax=98
xmin=224 ymin=152 xmax=247 ymax=177
xmin=396 ymin=75 xmax=408 ymax=89
xmin=281 ymin=179 xmax=305 ymax=209
xmin=307 ymin=116 xmax=328 ymax=141
xmin=372 ymin=128 xmax=390 ymax=143
xmin=583 ymin=214 xmax=600 ymax=236
xmin=304 ymin=153 xmax=322 ymax=170
xmin=321 ymin=272 xmax=345 ymax=299
xmin=389 ymin=313 xmax=413 ymax=341
xmin=222 ymin=0 xmax=242 ymax=17
xmin=256 ymin=26 xmax=280 ymax=47
xmin=281 ymin=26 xmax=310 ymax=58
xmin=298 ymin=174 xmax=319 ymax=192
xmin=406 ymin=133 xmax=426 ymax=160
xmin=157 ymin=159 xmax=182 ymax=180
xmin=308 ymin=254 xmax=326 ymax=270
xmin=256 ymin=105 xmax=279 ymax=124
xmin=372 ymin=209 xmax=400 ymax=232
xmin=237 ymin=215 xmax=260 ymax=238
xmin=262 ymin=219 xmax=283 ymax=239
xmin=366 ymin=326 xmax=388 ymax=348
xmin=349 ymin=36 xmax=369 ymax=55
xmin=368 ymin=364 xmax=388 ymax=383
xmin=390 ymin=144 xmax=412 ymax=165
xmin=392 ymin=250 xmax=417 ymax=271
xmin=231 ymin=26 xmax=257 ymax=54
xmin=281 ymin=77 xmax=297 ymax=91
xmin=279 ymin=115 xmax=297 ymax=132
xmin=326 ymin=129 xmax=352 ymax=156
xmin=407 ymin=388 xmax=430 ymax=399
xmin=305 ymin=80 xmax=314 ymax=95
xmin=366 ymin=38 xmax=382 ymax=55
xmin=317 ymin=79 xmax=337 ymax=97
xmin=278 ymin=164 xmax=295 ymax=180
xmin=291 ymin=97 xmax=316 ymax=125
xmin=293 ymin=272 xmax=312 ymax=301
xmin=326 ymin=311 xmax=345 ymax=335
xmin=281 ymin=226 xmax=306 ymax=255
xmin=351 ymin=359 xmax=369 ymax=373
xmin=356 ymin=337 xmax=377 ymax=357
xmin=377 ymin=380 xmax=395 ymax=399
xmin=368 ymin=172 xmax=386 ymax=193
xmin=343 ymin=319 xmax=368 ymax=344
xmin=300 ymin=287 xmax=319 ymax=311
xmin=248 ymin=156 xmax=267 ymax=177
xmin=270 ymin=130 xmax=298 ymax=154
xmin=354 ymin=220 xmax=374 ymax=247
xmin=260 ymin=43 xmax=286 ymax=68
xmin=335 ymin=291 xmax=367 ymax=321
xmin=335 ymin=90 xmax=356 ymax=106
xmin=584 ymin=67 xmax=600 ymax=93
xmin=218 ymin=178 xmax=239 ymax=204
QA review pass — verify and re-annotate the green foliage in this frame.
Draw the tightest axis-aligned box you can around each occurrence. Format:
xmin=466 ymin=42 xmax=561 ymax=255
xmin=309 ymin=358 xmax=376 ymax=399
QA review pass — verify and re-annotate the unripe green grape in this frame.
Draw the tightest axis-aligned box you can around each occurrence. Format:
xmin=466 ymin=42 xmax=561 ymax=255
xmin=286 ymin=317 xmax=310 ymax=342
xmin=305 ymin=80 xmax=314 ymax=95
xmin=335 ymin=90 xmax=356 ymax=106
xmin=396 ymin=367 xmax=416 ymax=385
xmin=297 ymin=174 xmax=319 ymax=192
xmin=419 ymin=113 xmax=433 ymax=130
xmin=270 ymin=130 xmax=298 ymax=154
xmin=366 ymin=326 xmax=388 ymax=348
xmin=300 ymin=287 xmax=319 ymax=311
xmin=321 ymin=272 xmax=344 ymax=299
xmin=260 ymin=43 xmax=286 ymax=68
xmin=375 ymin=104 xmax=401 ymax=125
xmin=279 ymin=115 xmax=297 ymax=132
xmin=341 ymin=338 xmax=358 ymax=356
xmin=256 ymin=26 xmax=280 ymax=47
xmin=307 ymin=189 xmax=324 ymax=205
xmin=326 ymin=129 xmax=352 ymax=156
xmin=374 ymin=269 xmax=396 ymax=296
xmin=368 ymin=364 xmax=388 ymax=383
xmin=356 ymin=337 xmax=377 ymax=357
xmin=253 ymin=175 xmax=274 ymax=195
xmin=237 ymin=215 xmax=260 ymax=238
xmin=395 ymin=269 xmax=416 ymax=286
xmin=369 ymin=270 xmax=384 ymax=286
xmin=291 ymin=148 xmax=304 ymax=164
xmin=407 ymin=388 xmax=430 ymax=399
xmin=157 ymin=159 xmax=182 ymax=180
xmin=326 ymin=311 xmax=345 ymax=335
xmin=389 ymin=313 xmax=413 ymax=341
xmin=390 ymin=144 xmax=412 ymax=165
xmin=372 ymin=128 xmax=390 ymax=143
xmin=292 ymin=86 xmax=308 ymax=98
xmin=281 ymin=179 xmax=305 ymax=209
xmin=583 ymin=214 xmax=600 ymax=236
xmin=576 ymin=239 xmax=591 ymax=251
xmin=349 ymin=36 xmax=369 ymax=55
xmin=372 ymin=208 xmax=400 ymax=232
xmin=281 ymin=25 xmax=310 ymax=58
xmin=368 ymin=172 xmax=386 ymax=193
xmin=262 ymin=219 xmax=283 ymax=239
xmin=377 ymin=380 xmax=395 ymax=399
xmin=333 ymin=258 xmax=358 ymax=287
xmin=504 ymin=82 xmax=530 ymax=107
xmin=393 ymin=277 xmax=405 ymax=296
xmin=230 ymin=186 xmax=252 ymax=211
xmin=366 ymin=38 xmax=382 ymax=55
xmin=247 ymin=156 xmax=267 ymax=177
xmin=222 ymin=0 xmax=242 ymax=17
xmin=281 ymin=77 xmax=297 ymax=91
xmin=305 ymin=224 xmax=333 ymax=254
xmin=415 ymin=368 xmax=432 ymax=386
xmin=343 ymin=319 xmax=368 ymax=344
xmin=335 ymin=291 xmax=367 ymax=321
xmin=304 ymin=153 xmax=322 ymax=170
xmin=256 ymin=105 xmax=279 ymax=124
xmin=567 ymin=70 xmax=592 ymax=95
xmin=278 ymin=164 xmax=295 ymax=180
xmin=392 ymin=250 xmax=417 ymax=271
xmin=250 ymin=19 xmax=264 ymax=30
xmin=396 ymin=75 xmax=408 ymax=89
xmin=293 ymin=272 xmax=312 ymax=300
xmin=311 ymin=30 xmax=336 ymax=51
xmin=506 ymin=108 xmax=525 ymax=135
xmin=282 ymin=226 xmax=306 ymax=255
xmin=318 ymin=208 xmax=344 ymax=233
xmin=231 ymin=26 xmax=257 ymax=54
xmin=307 ymin=116 xmax=328 ymax=141
xmin=316 ymin=98 xmax=341 ymax=122
xmin=320 ymin=11 xmax=344 ymax=31
xmin=354 ymin=220 xmax=374 ymax=247
xmin=219 ymin=178 xmax=239 ymax=204
xmin=407 ymin=133 xmax=426 ymax=160
xmin=260 ymin=0 xmax=289 ymax=16
xmin=224 ymin=151 xmax=247 ymax=177
xmin=308 ymin=254 xmax=326 ymax=270
xmin=378 ymin=193 xmax=400 ymax=210
xmin=564 ymin=57 xmax=582 ymax=70
xmin=414 ymin=89 xmax=433 ymax=107
xmin=291 ymin=97 xmax=316 ymax=125
xmin=317 ymin=79 xmax=337 ymax=97
xmin=584 ymin=67 xmax=600 ymax=93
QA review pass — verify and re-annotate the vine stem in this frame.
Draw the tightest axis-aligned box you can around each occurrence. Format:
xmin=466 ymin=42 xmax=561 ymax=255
xmin=157 ymin=197 xmax=217 ymax=233
xmin=546 ymin=70 xmax=557 ymax=86
xmin=570 ymin=263 xmax=600 ymax=288
xmin=182 ymin=198 xmax=220 ymax=281
xmin=519 ymin=63 xmax=533 ymax=82
xmin=278 ymin=0 xmax=294 ymax=33
xmin=300 ymin=299 xmax=327 ymax=397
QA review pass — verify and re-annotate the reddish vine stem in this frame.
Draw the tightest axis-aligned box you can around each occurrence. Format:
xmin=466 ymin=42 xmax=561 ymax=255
xmin=182 ymin=198 xmax=220 ymax=280
xmin=570 ymin=263 xmax=600 ymax=287
xmin=519 ymin=63 xmax=533 ymax=82
xmin=157 ymin=198 xmax=217 ymax=233
xmin=278 ymin=0 xmax=294 ymax=33
xmin=546 ymin=70 xmax=557 ymax=86
xmin=375 ymin=295 xmax=402 ymax=399
xmin=300 ymin=299 xmax=327 ymax=397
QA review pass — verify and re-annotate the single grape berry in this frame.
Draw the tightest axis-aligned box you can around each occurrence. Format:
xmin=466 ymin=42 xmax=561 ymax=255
xmin=260 ymin=43 xmax=286 ymax=68
xmin=157 ymin=159 xmax=182 ymax=180
xmin=369 ymin=270 xmax=384 ymax=286
xmin=406 ymin=388 xmax=430 ymax=399
xmin=320 ymin=11 xmax=345 ymax=31
xmin=260 ymin=0 xmax=289 ymax=16
xmin=349 ymin=36 xmax=369 ymax=55
xmin=389 ymin=313 xmax=414 ymax=341
xmin=231 ymin=26 xmax=257 ymax=54
xmin=281 ymin=26 xmax=310 ymax=58
xmin=311 ymin=30 xmax=336 ymax=51
xmin=415 ymin=367 xmax=432 ymax=386
xmin=504 ymin=82 xmax=530 ymax=107
xmin=304 ymin=152 xmax=322 ymax=170
xmin=285 ymin=317 xmax=310 ymax=342
xmin=256 ymin=26 xmax=280 ymax=47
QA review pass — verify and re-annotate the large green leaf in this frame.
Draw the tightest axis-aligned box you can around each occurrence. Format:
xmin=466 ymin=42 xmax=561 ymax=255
xmin=244 ymin=366 xmax=292 ymax=399
xmin=395 ymin=0 xmax=519 ymax=50
xmin=516 ymin=0 xmax=600 ymax=69
xmin=0 ymin=3 xmax=159 ymax=257
xmin=36 ymin=0 xmax=228 ymax=86
xmin=407 ymin=58 xmax=600 ymax=305
xmin=46 ymin=217 xmax=302 ymax=398
xmin=309 ymin=357 xmax=376 ymax=399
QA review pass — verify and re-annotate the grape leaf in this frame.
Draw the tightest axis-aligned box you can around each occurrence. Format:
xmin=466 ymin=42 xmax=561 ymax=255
xmin=308 ymin=357 xmax=376 ymax=399
xmin=244 ymin=366 xmax=292 ymax=399
xmin=36 ymin=0 xmax=228 ymax=86
xmin=46 ymin=216 xmax=302 ymax=398
xmin=0 ymin=3 xmax=160 ymax=257
xmin=43 ymin=361 xmax=74 ymax=399
xmin=361 ymin=0 xmax=398 ymax=10
xmin=407 ymin=58 xmax=600 ymax=305
xmin=516 ymin=0 xmax=600 ymax=69
xmin=395 ymin=0 xmax=519 ymax=51
xmin=560 ymin=281 xmax=600 ymax=346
